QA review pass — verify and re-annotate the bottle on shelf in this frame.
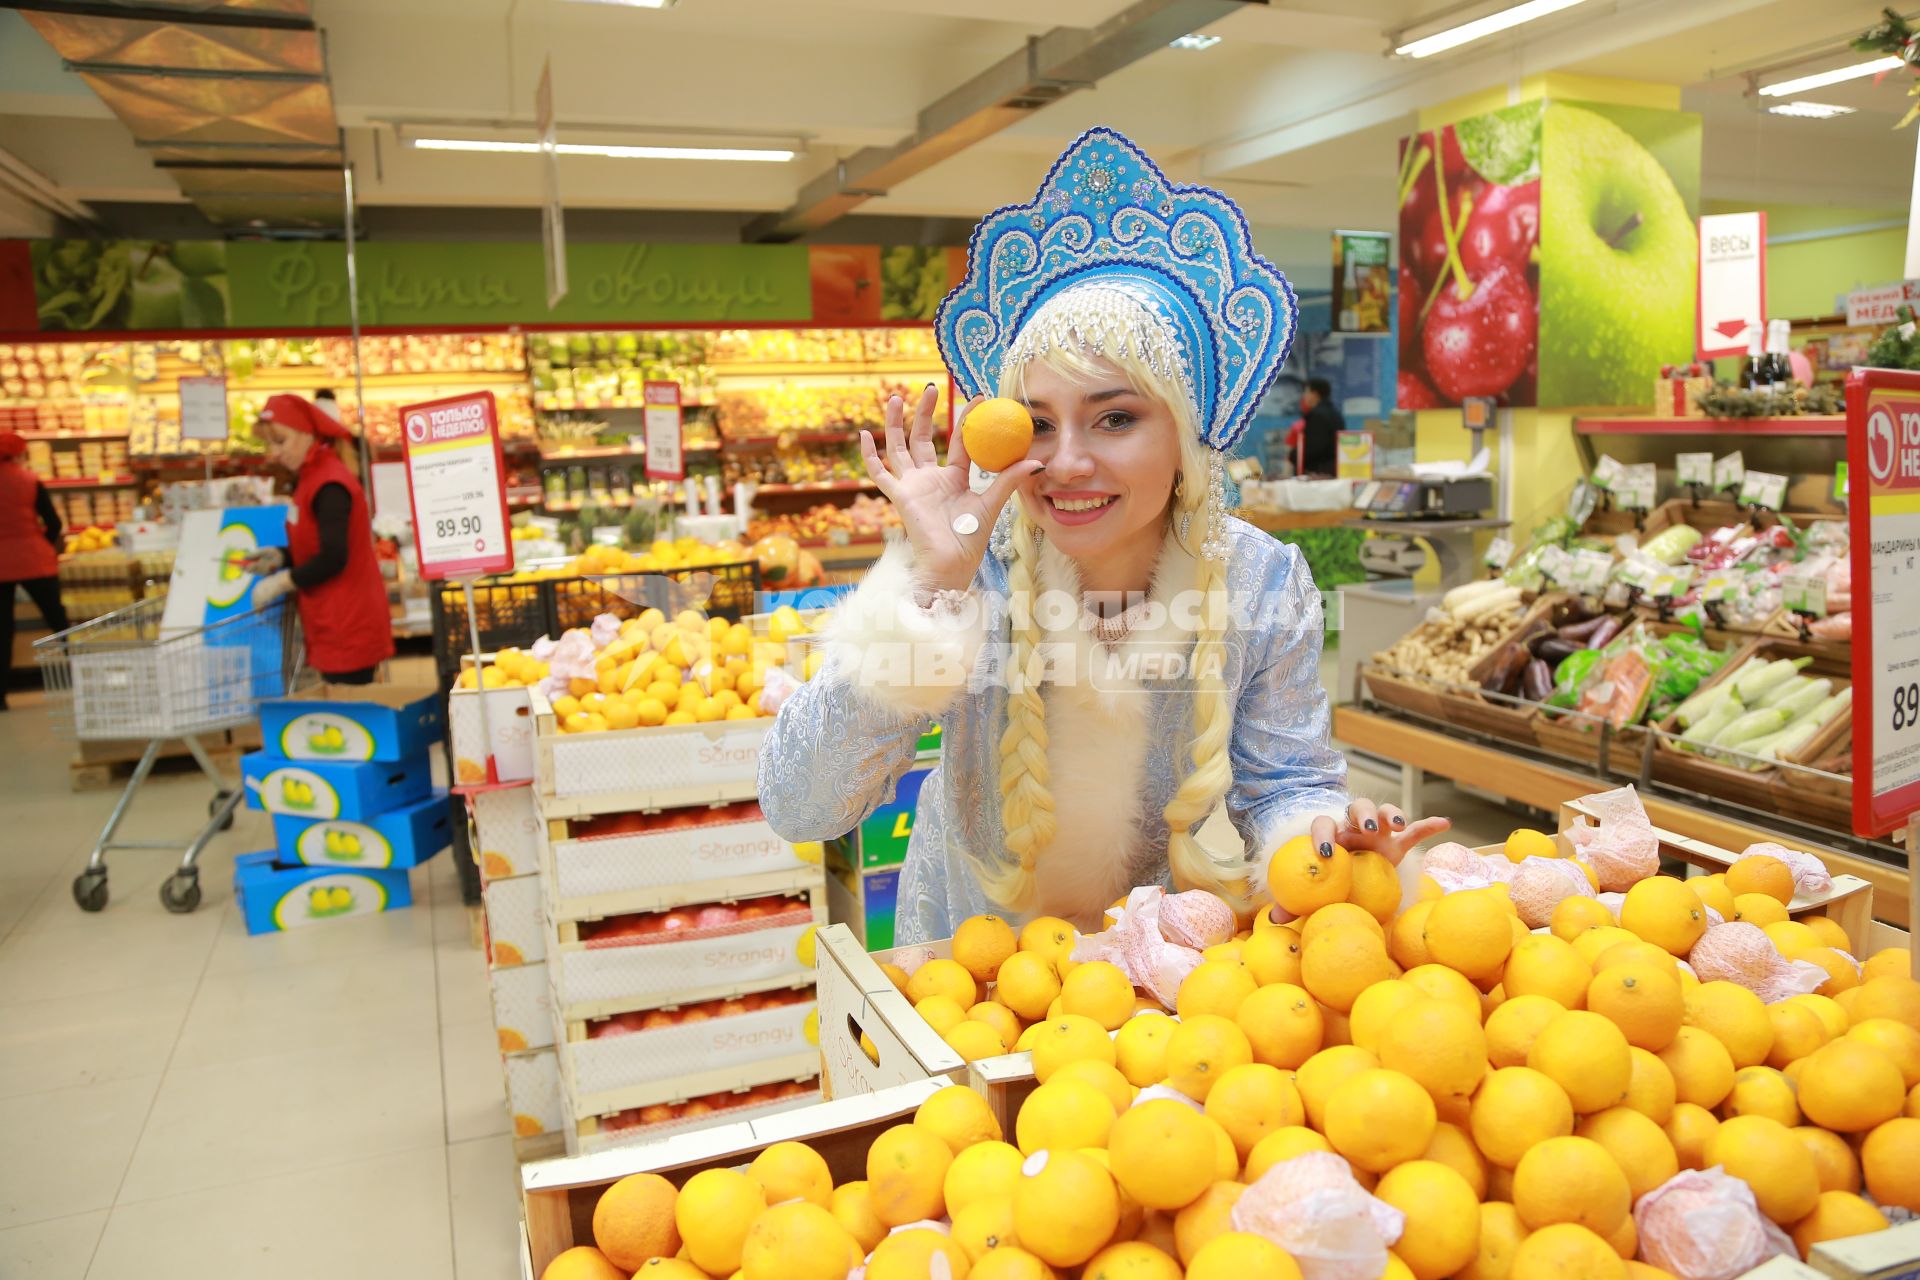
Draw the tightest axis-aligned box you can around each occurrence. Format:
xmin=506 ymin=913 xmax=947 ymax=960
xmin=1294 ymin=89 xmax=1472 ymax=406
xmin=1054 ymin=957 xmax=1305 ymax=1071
xmin=1765 ymin=319 xmax=1794 ymax=392
xmin=1739 ymin=324 xmax=1765 ymax=390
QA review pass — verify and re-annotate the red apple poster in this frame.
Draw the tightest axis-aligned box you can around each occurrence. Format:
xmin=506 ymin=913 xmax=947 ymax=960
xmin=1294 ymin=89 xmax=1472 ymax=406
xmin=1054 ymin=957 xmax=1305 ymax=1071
xmin=1396 ymin=100 xmax=1701 ymax=411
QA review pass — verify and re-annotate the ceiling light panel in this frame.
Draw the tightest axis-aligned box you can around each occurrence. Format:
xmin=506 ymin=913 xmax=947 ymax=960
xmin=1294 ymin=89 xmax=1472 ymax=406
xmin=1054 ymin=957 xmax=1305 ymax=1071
xmin=1758 ymin=56 xmax=1904 ymax=97
xmin=1766 ymin=101 xmax=1857 ymax=119
xmin=1395 ymin=0 xmax=1590 ymax=59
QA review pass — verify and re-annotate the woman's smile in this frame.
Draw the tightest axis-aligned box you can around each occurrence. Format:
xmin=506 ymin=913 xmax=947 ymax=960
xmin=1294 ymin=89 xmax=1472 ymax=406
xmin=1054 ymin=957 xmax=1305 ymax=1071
xmin=1042 ymin=490 xmax=1119 ymax=523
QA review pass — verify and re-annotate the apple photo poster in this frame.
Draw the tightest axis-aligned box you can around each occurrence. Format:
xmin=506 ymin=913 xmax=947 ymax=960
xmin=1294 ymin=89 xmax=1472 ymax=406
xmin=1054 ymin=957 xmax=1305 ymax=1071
xmin=1395 ymin=97 xmax=1701 ymax=411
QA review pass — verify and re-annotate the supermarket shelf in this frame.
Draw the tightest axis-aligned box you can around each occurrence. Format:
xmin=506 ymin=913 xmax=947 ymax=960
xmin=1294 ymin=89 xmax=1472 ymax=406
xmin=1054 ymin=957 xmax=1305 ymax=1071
xmin=686 ymin=442 xmax=722 ymax=452
xmin=42 ymin=475 xmax=138 ymax=489
xmin=1332 ymin=704 xmax=1910 ymax=925
xmin=1575 ymin=415 xmax=1846 ymax=436
xmin=722 ymin=430 xmax=861 ymax=448
xmin=710 ymin=360 xmax=945 ymax=377
xmin=537 ymin=398 xmax=716 ymax=411
xmin=753 ymin=481 xmax=877 ymax=495
xmin=507 ymin=488 xmax=544 ymax=507
xmin=536 ymin=446 xmax=646 ymax=463
xmin=230 ymin=368 xmax=527 ymax=389
xmin=19 ymin=428 xmax=132 ymax=441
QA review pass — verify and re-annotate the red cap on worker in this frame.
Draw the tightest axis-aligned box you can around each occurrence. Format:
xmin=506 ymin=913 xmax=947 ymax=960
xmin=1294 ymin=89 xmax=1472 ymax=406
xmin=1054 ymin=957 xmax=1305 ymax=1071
xmin=0 ymin=431 xmax=25 ymax=460
xmin=259 ymin=393 xmax=350 ymax=440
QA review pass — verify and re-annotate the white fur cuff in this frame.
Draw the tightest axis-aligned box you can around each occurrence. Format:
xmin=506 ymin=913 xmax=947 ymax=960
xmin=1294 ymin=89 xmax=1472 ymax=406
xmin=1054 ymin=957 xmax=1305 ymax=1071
xmin=822 ymin=543 xmax=992 ymax=718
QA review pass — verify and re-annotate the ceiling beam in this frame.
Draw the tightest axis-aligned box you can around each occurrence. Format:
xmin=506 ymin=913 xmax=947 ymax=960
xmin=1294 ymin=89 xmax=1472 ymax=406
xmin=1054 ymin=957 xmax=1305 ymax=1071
xmin=0 ymin=139 xmax=100 ymax=227
xmin=1200 ymin=0 xmax=1771 ymax=177
xmin=0 ymin=0 xmax=312 ymax=31
xmin=743 ymin=0 xmax=1261 ymax=242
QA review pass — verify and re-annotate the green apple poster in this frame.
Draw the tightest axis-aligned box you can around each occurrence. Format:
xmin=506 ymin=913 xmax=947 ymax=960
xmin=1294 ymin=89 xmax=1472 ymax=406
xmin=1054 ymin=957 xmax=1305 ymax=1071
xmin=1397 ymin=99 xmax=1701 ymax=410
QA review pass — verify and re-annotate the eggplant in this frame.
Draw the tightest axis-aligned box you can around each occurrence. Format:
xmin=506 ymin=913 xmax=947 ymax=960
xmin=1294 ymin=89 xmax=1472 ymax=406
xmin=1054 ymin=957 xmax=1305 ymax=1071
xmin=1522 ymin=658 xmax=1555 ymax=703
xmin=1535 ymin=637 xmax=1584 ymax=664
xmin=1585 ymin=615 xmax=1625 ymax=650
xmin=1480 ymin=643 xmax=1532 ymax=695
xmin=1557 ymin=615 xmax=1613 ymax=643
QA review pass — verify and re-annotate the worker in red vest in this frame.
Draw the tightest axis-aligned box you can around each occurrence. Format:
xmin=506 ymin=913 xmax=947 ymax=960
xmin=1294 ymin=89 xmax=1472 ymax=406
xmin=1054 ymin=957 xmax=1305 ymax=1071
xmin=0 ymin=430 xmax=70 ymax=709
xmin=242 ymin=394 xmax=394 ymax=684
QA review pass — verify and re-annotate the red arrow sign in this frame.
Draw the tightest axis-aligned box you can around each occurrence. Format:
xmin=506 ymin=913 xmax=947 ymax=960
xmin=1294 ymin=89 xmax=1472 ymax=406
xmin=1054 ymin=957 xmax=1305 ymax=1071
xmin=1713 ymin=319 xmax=1749 ymax=339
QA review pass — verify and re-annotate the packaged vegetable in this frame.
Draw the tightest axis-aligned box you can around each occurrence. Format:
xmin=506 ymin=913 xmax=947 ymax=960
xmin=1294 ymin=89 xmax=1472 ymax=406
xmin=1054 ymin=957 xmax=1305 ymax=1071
xmin=1640 ymin=524 xmax=1704 ymax=565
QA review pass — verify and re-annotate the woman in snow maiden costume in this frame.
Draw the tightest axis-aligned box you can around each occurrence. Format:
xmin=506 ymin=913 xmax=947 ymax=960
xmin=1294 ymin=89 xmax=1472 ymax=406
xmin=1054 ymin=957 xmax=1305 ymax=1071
xmin=760 ymin=128 xmax=1446 ymax=942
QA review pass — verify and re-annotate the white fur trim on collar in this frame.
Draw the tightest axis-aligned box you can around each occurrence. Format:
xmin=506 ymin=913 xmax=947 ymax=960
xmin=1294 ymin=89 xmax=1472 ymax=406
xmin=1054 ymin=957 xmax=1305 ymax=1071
xmin=821 ymin=543 xmax=990 ymax=719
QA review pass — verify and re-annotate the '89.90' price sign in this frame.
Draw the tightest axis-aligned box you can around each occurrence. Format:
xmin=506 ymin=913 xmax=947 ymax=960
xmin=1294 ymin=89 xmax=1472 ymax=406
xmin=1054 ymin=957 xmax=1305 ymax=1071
xmin=1845 ymin=370 xmax=1920 ymax=837
xmin=399 ymin=391 xmax=515 ymax=581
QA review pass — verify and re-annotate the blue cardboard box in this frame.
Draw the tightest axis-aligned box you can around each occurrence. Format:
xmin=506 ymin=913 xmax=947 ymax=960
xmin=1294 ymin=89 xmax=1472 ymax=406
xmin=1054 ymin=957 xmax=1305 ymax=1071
xmin=242 ymin=751 xmax=433 ymax=821
xmin=234 ymin=850 xmax=415 ymax=935
xmin=258 ymin=684 xmax=444 ymax=763
xmin=863 ymin=869 xmax=900 ymax=952
xmin=854 ymin=767 xmax=929 ymax=869
xmin=272 ymin=790 xmax=451 ymax=869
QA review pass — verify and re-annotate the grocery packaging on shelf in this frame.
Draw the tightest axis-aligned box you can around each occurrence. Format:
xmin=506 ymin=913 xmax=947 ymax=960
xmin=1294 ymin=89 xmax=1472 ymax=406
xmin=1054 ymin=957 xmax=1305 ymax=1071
xmin=471 ymin=785 xmax=542 ymax=881
xmin=504 ymin=1048 xmax=565 ymax=1146
xmin=490 ymin=960 xmax=556 ymax=1053
xmin=484 ymin=872 xmax=548 ymax=969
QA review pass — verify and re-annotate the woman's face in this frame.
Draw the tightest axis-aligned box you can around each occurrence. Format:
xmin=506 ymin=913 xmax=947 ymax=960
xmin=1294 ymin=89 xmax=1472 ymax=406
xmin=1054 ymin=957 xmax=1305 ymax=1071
xmin=1015 ymin=356 xmax=1183 ymax=564
xmin=259 ymin=420 xmax=313 ymax=472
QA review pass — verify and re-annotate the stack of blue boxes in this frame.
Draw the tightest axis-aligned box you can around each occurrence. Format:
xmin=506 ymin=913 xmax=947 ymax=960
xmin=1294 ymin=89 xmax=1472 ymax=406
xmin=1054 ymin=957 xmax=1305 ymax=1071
xmin=235 ymin=685 xmax=450 ymax=935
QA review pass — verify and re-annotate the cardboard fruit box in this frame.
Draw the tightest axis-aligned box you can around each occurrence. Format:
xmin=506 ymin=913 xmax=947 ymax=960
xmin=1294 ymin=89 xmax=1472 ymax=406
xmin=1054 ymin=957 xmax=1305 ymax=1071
xmin=521 ymin=1076 xmax=949 ymax=1278
xmin=271 ymin=789 xmax=451 ymax=870
xmin=526 ymin=685 xmax=770 ymax=817
xmin=233 ymin=851 xmax=420 ymax=935
xmin=562 ymin=1079 xmax=822 ymax=1161
xmin=257 ymin=683 xmax=443 ymax=762
xmin=470 ymin=784 xmax=541 ymax=881
xmin=449 ymin=684 xmax=537 ymax=785
xmin=814 ymin=923 xmax=969 ymax=1099
xmin=491 ymin=960 xmax=556 ymax=1053
xmin=484 ymin=873 xmax=547 ymax=969
xmin=540 ymin=800 xmax=819 ymax=922
xmin=241 ymin=751 xmax=433 ymax=821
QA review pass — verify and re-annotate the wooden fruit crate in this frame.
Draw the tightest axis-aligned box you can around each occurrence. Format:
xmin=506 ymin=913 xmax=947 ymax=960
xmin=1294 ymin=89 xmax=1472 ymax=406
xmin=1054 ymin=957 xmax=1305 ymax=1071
xmin=549 ymin=885 xmax=826 ymax=1022
xmin=1557 ymin=797 xmax=1875 ymax=951
xmin=1358 ymin=665 xmax=1454 ymax=723
xmin=563 ymin=1080 xmax=822 ymax=1160
xmin=815 ymin=924 xmax=967 ymax=1099
xmin=526 ymin=686 xmax=770 ymax=818
xmin=560 ymin=992 xmax=820 ymax=1120
xmin=536 ymin=799 xmax=822 ymax=924
xmin=521 ymin=1076 xmax=949 ymax=1276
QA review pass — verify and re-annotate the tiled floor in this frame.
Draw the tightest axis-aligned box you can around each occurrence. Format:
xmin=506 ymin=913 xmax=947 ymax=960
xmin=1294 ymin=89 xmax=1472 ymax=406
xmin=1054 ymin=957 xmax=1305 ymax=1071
xmin=0 ymin=652 xmax=1527 ymax=1278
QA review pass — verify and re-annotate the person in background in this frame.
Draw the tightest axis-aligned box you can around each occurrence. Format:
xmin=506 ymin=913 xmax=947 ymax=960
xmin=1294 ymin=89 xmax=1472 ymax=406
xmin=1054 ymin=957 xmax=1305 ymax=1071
xmin=242 ymin=393 xmax=394 ymax=684
xmin=1297 ymin=377 xmax=1344 ymax=476
xmin=0 ymin=430 xmax=69 ymax=710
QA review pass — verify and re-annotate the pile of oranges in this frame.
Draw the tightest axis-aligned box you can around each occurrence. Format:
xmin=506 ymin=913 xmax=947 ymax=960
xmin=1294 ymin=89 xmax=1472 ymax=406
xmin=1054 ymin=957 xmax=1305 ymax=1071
xmin=542 ymin=831 xmax=1920 ymax=1280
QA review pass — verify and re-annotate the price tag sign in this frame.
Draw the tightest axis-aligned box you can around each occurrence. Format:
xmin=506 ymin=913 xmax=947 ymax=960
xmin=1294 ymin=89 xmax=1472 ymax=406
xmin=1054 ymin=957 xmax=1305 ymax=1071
xmin=1740 ymin=470 xmax=1789 ymax=510
xmin=1782 ymin=564 xmax=1828 ymax=617
xmin=1566 ymin=480 xmax=1599 ymax=526
xmin=1566 ymin=550 xmax=1614 ymax=594
xmin=1714 ymin=451 xmax=1745 ymax=493
xmin=1591 ymin=454 xmax=1624 ymax=491
xmin=1676 ymin=452 xmax=1714 ymax=486
xmin=1483 ymin=536 xmax=1514 ymax=570
xmin=1650 ymin=567 xmax=1692 ymax=599
xmin=1846 ymin=370 xmax=1920 ymax=836
xmin=643 ymin=381 xmax=685 ymax=480
xmin=1536 ymin=544 xmax=1573 ymax=583
xmin=178 ymin=375 xmax=230 ymax=442
xmin=1834 ymin=462 xmax=1849 ymax=502
xmin=1701 ymin=571 xmax=1741 ymax=603
xmin=399 ymin=391 xmax=514 ymax=581
xmin=1617 ymin=463 xmax=1658 ymax=511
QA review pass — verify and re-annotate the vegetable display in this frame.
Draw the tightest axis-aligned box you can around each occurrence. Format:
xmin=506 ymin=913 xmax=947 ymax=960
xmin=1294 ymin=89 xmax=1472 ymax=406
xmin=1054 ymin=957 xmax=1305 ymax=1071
xmin=1672 ymin=658 xmax=1852 ymax=770
xmin=1372 ymin=594 xmax=1526 ymax=686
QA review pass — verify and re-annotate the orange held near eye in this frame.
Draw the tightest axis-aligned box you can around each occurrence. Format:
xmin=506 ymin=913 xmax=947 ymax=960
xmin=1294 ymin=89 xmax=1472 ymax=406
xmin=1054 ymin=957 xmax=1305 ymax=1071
xmin=962 ymin=397 xmax=1036 ymax=472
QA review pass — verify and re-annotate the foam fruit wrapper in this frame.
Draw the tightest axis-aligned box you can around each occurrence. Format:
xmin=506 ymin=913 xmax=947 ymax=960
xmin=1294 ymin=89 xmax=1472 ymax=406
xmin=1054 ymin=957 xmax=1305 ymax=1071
xmin=1156 ymin=890 xmax=1237 ymax=950
xmin=1071 ymin=886 xmax=1203 ymax=1009
xmin=1507 ymin=857 xmax=1594 ymax=927
xmin=1687 ymin=922 xmax=1828 ymax=1002
xmin=1421 ymin=842 xmax=1511 ymax=892
xmin=1231 ymin=1151 xmax=1405 ymax=1280
xmin=1741 ymin=840 xmax=1831 ymax=895
xmin=537 ymin=628 xmax=600 ymax=696
xmin=1566 ymin=785 xmax=1660 ymax=889
xmin=1633 ymin=1169 xmax=1793 ymax=1280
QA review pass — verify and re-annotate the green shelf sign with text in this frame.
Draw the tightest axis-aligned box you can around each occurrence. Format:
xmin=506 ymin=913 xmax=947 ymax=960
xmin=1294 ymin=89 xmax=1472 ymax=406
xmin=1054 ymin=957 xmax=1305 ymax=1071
xmin=229 ymin=241 xmax=811 ymax=328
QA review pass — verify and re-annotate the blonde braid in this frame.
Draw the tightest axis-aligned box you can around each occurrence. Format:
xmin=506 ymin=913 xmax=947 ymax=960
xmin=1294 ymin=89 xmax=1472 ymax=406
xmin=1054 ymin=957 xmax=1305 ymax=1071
xmin=980 ymin=512 xmax=1052 ymax=911
xmin=1161 ymin=477 xmax=1242 ymax=900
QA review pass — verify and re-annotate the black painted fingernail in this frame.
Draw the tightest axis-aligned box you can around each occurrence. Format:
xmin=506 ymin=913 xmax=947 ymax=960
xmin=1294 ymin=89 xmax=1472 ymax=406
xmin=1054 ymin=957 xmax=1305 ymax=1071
xmin=1365 ymin=819 xmax=1378 ymax=831
xmin=1318 ymin=842 xmax=1333 ymax=858
xmin=1392 ymin=815 xmax=1406 ymax=827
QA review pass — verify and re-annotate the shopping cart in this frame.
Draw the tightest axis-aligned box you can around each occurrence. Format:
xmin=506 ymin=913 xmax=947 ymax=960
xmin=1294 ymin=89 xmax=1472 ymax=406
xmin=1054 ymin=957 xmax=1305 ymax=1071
xmin=34 ymin=597 xmax=309 ymax=914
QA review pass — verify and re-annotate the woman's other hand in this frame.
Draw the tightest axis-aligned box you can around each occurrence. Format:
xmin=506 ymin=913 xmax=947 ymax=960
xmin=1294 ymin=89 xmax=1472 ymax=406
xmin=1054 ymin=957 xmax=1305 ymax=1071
xmin=1311 ymin=799 xmax=1450 ymax=867
xmin=859 ymin=385 xmax=1043 ymax=597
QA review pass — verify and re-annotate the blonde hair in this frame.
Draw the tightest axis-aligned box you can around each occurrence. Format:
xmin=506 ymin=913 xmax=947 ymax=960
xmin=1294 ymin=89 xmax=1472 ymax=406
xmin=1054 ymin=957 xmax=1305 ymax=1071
xmin=981 ymin=302 xmax=1244 ymax=913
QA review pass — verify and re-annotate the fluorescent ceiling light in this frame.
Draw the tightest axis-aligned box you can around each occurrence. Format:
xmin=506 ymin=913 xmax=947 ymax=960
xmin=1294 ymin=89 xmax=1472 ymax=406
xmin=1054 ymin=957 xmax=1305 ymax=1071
xmin=564 ymin=0 xmax=675 ymax=8
xmin=1395 ymin=0 xmax=1589 ymax=58
xmin=412 ymin=138 xmax=794 ymax=162
xmin=1767 ymin=101 xmax=1857 ymax=119
xmin=1170 ymin=33 xmax=1221 ymax=50
xmin=1759 ymin=56 xmax=1903 ymax=96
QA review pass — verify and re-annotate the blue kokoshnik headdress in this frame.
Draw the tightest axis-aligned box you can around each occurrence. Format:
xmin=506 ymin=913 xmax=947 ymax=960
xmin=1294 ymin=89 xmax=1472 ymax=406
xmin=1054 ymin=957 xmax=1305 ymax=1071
xmin=936 ymin=126 xmax=1298 ymax=454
